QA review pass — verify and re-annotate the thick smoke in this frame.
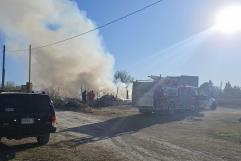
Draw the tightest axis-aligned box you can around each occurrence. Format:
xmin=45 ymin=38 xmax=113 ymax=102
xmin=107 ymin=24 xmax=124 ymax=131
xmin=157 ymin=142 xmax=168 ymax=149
xmin=0 ymin=0 xmax=115 ymax=97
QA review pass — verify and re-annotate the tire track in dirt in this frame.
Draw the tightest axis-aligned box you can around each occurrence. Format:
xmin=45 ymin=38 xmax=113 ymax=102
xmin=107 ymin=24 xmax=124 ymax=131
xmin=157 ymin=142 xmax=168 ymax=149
xmin=55 ymin=107 xmax=241 ymax=161
xmin=110 ymin=130 xmax=225 ymax=161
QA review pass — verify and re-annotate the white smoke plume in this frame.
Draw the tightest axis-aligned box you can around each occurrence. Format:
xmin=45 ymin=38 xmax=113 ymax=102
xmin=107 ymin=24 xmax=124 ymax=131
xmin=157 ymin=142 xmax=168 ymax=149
xmin=0 ymin=0 xmax=115 ymax=97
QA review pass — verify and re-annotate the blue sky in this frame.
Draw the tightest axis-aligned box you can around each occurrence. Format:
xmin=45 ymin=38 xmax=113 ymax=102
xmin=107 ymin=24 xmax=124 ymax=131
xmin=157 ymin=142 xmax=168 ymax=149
xmin=77 ymin=0 xmax=241 ymax=86
xmin=1 ymin=0 xmax=241 ymax=87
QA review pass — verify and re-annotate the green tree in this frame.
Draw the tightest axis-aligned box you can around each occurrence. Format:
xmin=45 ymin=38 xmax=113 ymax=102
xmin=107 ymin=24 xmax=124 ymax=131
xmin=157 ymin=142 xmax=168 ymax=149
xmin=223 ymin=82 xmax=241 ymax=97
xmin=199 ymin=80 xmax=218 ymax=97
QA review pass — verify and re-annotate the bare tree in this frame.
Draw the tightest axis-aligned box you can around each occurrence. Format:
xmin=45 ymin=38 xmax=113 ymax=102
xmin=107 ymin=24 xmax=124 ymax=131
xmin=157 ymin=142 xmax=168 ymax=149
xmin=114 ymin=70 xmax=134 ymax=99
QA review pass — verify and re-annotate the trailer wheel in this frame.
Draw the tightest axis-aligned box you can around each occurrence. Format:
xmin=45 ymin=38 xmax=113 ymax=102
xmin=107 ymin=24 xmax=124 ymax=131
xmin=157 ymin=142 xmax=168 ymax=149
xmin=210 ymin=102 xmax=217 ymax=110
xmin=139 ymin=109 xmax=152 ymax=114
xmin=168 ymin=102 xmax=176 ymax=115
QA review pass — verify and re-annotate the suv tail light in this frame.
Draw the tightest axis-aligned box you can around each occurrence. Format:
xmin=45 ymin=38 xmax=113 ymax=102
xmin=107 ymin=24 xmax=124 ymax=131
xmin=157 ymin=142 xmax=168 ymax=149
xmin=51 ymin=114 xmax=57 ymax=126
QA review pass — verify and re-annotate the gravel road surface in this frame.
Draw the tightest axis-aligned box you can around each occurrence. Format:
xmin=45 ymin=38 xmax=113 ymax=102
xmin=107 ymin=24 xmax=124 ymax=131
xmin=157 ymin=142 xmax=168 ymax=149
xmin=1 ymin=106 xmax=241 ymax=161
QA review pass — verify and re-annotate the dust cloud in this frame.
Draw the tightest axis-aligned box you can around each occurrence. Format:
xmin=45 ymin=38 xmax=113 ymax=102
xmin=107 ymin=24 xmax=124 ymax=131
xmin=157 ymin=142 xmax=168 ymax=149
xmin=0 ymin=0 xmax=115 ymax=97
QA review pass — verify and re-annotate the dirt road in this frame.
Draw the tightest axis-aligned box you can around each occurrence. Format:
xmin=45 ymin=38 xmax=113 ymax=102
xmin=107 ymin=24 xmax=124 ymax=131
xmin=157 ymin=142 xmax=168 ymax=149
xmin=1 ymin=106 xmax=241 ymax=161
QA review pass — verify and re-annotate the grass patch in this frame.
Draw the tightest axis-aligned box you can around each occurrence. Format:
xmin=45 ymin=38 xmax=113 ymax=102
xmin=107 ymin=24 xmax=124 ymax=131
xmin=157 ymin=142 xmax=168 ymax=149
xmin=211 ymin=131 xmax=241 ymax=142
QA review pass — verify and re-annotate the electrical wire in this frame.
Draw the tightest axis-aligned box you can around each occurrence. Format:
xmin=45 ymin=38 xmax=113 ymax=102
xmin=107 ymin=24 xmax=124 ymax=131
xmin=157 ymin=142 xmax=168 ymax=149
xmin=6 ymin=0 xmax=163 ymax=53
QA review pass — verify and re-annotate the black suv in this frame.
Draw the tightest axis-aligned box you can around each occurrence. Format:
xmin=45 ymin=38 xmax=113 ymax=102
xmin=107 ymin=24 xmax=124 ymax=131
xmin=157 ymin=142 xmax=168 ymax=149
xmin=0 ymin=93 xmax=56 ymax=145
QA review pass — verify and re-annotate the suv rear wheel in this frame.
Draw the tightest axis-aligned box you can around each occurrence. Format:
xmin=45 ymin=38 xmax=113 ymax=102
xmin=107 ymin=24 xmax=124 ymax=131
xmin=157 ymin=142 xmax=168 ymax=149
xmin=37 ymin=133 xmax=50 ymax=145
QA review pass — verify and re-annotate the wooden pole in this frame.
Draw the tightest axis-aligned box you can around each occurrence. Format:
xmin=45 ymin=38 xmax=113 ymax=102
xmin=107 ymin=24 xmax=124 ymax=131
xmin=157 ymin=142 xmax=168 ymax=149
xmin=29 ymin=44 xmax=31 ymax=83
xmin=26 ymin=44 xmax=33 ymax=92
xmin=2 ymin=45 xmax=5 ymax=89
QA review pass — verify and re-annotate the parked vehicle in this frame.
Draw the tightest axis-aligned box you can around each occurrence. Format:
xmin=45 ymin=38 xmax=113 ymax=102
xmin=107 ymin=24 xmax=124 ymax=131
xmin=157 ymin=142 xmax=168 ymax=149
xmin=133 ymin=83 xmax=199 ymax=114
xmin=0 ymin=93 xmax=56 ymax=145
xmin=199 ymin=96 xmax=217 ymax=110
xmin=132 ymin=75 xmax=214 ymax=114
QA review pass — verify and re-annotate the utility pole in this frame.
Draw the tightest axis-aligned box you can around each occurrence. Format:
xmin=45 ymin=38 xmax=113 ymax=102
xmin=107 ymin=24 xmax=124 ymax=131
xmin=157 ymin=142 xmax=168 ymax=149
xmin=29 ymin=44 xmax=31 ymax=83
xmin=26 ymin=44 xmax=32 ymax=92
xmin=2 ymin=45 xmax=5 ymax=89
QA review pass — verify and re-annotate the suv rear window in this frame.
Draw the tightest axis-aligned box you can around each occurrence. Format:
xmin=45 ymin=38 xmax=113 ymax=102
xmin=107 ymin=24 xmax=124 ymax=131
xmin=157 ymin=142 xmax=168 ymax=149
xmin=0 ymin=94 xmax=52 ymax=113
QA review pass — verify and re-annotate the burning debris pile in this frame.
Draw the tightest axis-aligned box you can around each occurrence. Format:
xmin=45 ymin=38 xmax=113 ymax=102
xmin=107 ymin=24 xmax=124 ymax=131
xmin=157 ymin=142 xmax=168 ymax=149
xmin=53 ymin=95 xmax=122 ymax=110
xmin=94 ymin=95 xmax=123 ymax=107
xmin=53 ymin=97 xmax=87 ymax=110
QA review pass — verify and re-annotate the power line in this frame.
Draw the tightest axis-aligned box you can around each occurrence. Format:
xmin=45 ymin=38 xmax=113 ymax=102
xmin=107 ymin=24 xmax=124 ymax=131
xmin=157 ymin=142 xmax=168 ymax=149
xmin=6 ymin=0 xmax=163 ymax=53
